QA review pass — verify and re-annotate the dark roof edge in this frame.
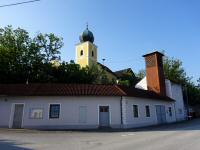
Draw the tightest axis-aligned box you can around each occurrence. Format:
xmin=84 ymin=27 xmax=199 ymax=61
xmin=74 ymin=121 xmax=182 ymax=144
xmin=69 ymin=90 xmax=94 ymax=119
xmin=124 ymin=95 xmax=176 ymax=102
xmin=143 ymin=51 xmax=164 ymax=57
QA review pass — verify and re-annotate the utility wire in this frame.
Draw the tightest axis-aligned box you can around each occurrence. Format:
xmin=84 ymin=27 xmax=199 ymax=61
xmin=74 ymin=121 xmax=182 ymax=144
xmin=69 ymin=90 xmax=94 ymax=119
xmin=0 ymin=0 xmax=41 ymax=8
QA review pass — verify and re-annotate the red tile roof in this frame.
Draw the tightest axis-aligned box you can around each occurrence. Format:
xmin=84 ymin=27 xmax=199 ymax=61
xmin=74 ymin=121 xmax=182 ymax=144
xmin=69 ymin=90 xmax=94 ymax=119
xmin=0 ymin=84 xmax=125 ymax=96
xmin=0 ymin=84 xmax=174 ymax=101
xmin=119 ymin=86 xmax=174 ymax=101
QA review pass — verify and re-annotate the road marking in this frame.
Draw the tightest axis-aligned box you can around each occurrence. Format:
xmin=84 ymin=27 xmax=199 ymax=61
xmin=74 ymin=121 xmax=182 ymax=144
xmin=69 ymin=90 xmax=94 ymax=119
xmin=121 ymin=134 xmax=128 ymax=137
xmin=121 ymin=133 xmax=135 ymax=137
xmin=128 ymin=133 xmax=135 ymax=136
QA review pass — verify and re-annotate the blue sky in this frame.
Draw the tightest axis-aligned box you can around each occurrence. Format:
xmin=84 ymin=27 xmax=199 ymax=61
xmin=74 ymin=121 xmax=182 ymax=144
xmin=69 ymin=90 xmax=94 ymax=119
xmin=0 ymin=0 xmax=199 ymax=83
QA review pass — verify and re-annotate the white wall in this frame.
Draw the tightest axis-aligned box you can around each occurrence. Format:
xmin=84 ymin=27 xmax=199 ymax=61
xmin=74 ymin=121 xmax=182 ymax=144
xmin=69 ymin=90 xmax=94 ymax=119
xmin=165 ymin=79 xmax=173 ymax=98
xmin=165 ymin=79 xmax=186 ymax=121
xmin=135 ymin=77 xmax=186 ymax=121
xmin=171 ymin=83 xmax=186 ymax=121
xmin=0 ymin=100 xmax=12 ymax=127
xmin=123 ymin=97 xmax=176 ymax=128
xmin=135 ymin=77 xmax=147 ymax=90
xmin=0 ymin=95 xmax=178 ymax=129
xmin=0 ymin=96 xmax=122 ymax=129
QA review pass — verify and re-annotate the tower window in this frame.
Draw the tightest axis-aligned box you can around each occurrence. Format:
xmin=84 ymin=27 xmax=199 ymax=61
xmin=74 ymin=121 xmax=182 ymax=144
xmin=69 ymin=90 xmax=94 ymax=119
xmin=80 ymin=50 xmax=83 ymax=56
xmin=92 ymin=51 xmax=94 ymax=57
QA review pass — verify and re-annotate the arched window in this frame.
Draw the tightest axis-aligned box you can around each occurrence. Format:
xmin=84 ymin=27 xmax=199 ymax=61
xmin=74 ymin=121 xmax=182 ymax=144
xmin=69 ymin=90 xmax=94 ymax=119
xmin=80 ymin=50 xmax=83 ymax=56
xmin=92 ymin=51 xmax=94 ymax=57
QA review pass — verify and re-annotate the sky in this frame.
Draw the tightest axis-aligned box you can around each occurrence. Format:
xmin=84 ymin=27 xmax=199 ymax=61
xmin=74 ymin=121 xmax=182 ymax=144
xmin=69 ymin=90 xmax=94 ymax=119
xmin=0 ymin=0 xmax=200 ymax=83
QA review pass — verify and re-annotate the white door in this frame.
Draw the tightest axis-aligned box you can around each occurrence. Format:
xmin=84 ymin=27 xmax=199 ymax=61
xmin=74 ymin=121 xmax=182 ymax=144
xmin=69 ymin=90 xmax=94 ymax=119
xmin=12 ymin=104 xmax=24 ymax=128
xmin=156 ymin=105 xmax=166 ymax=124
xmin=99 ymin=106 xmax=110 ymax=127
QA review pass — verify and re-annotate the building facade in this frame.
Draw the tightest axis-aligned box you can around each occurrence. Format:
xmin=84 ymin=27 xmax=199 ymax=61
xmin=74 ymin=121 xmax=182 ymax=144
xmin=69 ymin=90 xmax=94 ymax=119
xmin=0 ymin=87 xmax=176 ymax=129
xmin=0 ymin=27 xmax=186 ymax=129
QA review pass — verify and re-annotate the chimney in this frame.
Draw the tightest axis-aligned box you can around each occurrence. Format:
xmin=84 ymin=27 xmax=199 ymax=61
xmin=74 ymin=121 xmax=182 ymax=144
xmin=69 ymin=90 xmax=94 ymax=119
xmin=143 ymin=51 xmax=166 ymax=96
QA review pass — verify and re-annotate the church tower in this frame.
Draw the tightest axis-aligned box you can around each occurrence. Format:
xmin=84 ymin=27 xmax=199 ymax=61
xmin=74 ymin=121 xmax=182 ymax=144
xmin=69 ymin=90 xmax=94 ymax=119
xmin=76 ymin=25 xmax=97 ymax=68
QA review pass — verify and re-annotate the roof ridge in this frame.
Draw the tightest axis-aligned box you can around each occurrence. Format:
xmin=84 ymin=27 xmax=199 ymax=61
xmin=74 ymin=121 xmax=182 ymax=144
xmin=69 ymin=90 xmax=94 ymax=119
xmin=115 ymin=85 xmax=127 ymax=96
xmin=115 ymin=68 xmax=132 ymax=72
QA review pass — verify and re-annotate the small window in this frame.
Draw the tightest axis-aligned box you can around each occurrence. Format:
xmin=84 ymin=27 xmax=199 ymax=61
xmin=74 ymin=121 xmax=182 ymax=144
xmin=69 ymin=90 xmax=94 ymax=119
xmin=49 ymin=104 xmax=60 ymax=119
xmin=92 ymin=51 xmax=94 ymax=57
xmin=100 ymin=106 xmax=109 ymax=112
xmin=133 ymin=105 xmax=139 ymax=118
xmin=169 ymin=107 xmax=172 ymax=117
xmin=30 ymin=108 xmax=43 ymax=119
xmin=145 ymin=105 xmax=150 ymax=117
xmin=80 ymin=50 xmax=83 ymax=56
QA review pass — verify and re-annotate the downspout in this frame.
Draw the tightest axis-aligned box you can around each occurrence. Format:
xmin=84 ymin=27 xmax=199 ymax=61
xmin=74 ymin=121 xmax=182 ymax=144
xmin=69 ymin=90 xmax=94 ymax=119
xmin=184 ymin=85 xmax=189 ymax=120
xmin=115 ymin=85 xmax=126 ymax=128
xmin=173 ymin=102 xmax=177 ymax=122
xmin=120 ymin=96 xmax=123 ymax=128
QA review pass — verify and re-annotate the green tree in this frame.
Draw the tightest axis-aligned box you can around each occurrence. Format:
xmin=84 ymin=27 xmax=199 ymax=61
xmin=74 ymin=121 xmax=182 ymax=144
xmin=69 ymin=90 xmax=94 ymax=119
xmin=136 ymin=69 xmax=146 ymax=79
xmin=117 ymin=80 xmax=130 ymax=87
xmin=100 ymin=70 xmax=110 ymax=84
xmin=163 ymin=56 xmax=190 ymax=85
xmin=186 ymin=82 xmax=200 ymax=106
xmin=87 ymin=64 xmax=101 ymax=84
xmin=0 ymin=26 xmax=113 ymax=85
xmin=0 ymin=26 xmax=35 ymax=83
xmin=163 ymin=56 xmax=200 ymax=106
xmin=117 ymin=71 xmax=139 ymax=87
xmin=34 ymin=33 xmax=63 ymax=63
xmin=0 ymin=26 xmax=64 ymax=83
xmin=197 ymin=78 xmax=200 ymax=88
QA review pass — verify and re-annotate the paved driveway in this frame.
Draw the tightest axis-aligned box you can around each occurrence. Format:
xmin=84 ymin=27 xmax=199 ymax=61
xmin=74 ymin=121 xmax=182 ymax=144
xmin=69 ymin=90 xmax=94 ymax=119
xmin=0 ymin=119 xmax=200 ymax=150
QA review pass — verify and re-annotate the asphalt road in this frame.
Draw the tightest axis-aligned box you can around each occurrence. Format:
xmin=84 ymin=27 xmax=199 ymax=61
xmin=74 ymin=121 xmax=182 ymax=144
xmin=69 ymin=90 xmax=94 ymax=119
xmin=1 ymin=119 xmax=200 ymax=150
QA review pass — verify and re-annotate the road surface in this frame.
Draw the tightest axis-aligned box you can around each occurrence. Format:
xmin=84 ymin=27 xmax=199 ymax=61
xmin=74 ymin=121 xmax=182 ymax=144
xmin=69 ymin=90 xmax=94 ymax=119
xmin=0 ymin=119 xmax=200 ymax=150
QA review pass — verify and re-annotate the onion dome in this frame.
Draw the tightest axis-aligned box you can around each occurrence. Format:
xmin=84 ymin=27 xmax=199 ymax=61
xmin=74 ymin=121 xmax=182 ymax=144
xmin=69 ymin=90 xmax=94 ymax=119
xmin=79 ymin=25 xmax=94 ymax=43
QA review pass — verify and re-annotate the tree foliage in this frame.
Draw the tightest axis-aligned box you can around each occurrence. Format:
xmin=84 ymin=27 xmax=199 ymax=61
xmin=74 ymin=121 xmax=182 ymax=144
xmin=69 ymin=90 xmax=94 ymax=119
xmin=163 ymin=56 xmax=200 ymax=105
xmin=197 ymin=78 xmax=200 ymax=88
xmin=34 ymin=33 xmax=63 ymax=63
xmin=163 ymin=56 xmax=190 ymax=85
xmin=117 ymin=71 xmax=139 ymax=87
xmin=136 ymin=69 xmax=146 ymax=79
xmin=0 ymin=26 xmax=111 ymax=84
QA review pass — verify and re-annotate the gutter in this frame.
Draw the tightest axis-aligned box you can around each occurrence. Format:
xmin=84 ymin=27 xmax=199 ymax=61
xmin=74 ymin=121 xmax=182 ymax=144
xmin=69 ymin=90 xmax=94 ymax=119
xmin=173 ymin=102 xmax=177 ymax=122
xmin=120 ymin=96 xmax=124 ymax=127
